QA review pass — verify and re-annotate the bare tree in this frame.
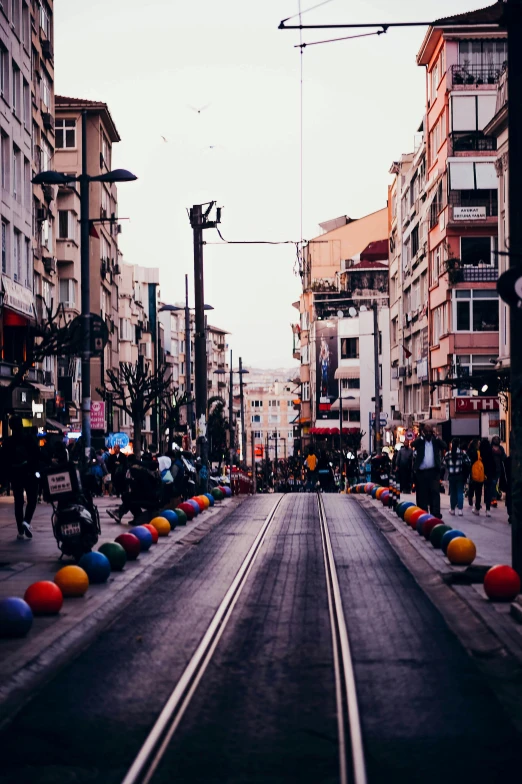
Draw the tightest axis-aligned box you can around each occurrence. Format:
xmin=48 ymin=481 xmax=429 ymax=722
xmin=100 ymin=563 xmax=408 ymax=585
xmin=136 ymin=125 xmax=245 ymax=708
xmin=97 ymin=360 xmax=172 ymax=458
xmin=161 ymin=387 xmax=190 ymax=451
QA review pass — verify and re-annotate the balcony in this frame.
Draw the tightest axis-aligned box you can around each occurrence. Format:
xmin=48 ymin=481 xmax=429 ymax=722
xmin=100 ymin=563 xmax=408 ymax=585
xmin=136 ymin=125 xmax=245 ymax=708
xmin=450 ymin=64 xmax=503 ymax=88
xmin=448 ymin=190 xmax=498 ymax=223
xmin=450 ymin=132 xmax=496 ymax=154
xmin=445 ymin=259 xmax=498 ymax=284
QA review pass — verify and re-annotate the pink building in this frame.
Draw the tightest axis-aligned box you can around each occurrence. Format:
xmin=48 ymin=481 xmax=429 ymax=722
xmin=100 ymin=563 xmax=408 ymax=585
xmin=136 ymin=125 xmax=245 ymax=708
xmin=417 ymin=2 xmax=506 ymax=442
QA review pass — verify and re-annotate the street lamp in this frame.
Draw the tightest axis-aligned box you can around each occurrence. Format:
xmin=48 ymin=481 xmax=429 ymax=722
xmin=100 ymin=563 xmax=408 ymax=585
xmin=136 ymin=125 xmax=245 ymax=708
xmin=159 ymin=288 xmax=213 ymax=447
xmin=33 ymin=110 xmax=137 ymax=464
xmin=214 ymin=351 xmax=234 ymax=485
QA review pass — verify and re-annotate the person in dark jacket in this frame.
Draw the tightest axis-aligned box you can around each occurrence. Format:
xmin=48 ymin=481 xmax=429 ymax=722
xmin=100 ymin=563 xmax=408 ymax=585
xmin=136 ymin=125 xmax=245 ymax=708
xmin=107 ymin=446 xmax=127 ymax=497
xmin=412 ymin=425 xmax=447 ymax=518
xmin=0 ymin=416 xmax=41 ymax=538
xmin=107 ymin=456 xmax=162 ymax=524
xmin=443 ymin=438 xmax=470 ymax=516
xmin=394 ymin=442 xmax=413 ymax=493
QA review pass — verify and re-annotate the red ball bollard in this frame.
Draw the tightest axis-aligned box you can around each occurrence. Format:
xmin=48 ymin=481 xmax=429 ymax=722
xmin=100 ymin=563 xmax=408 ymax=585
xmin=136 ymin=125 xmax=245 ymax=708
xmin=484 ymin=565 xmax=521 ymax=602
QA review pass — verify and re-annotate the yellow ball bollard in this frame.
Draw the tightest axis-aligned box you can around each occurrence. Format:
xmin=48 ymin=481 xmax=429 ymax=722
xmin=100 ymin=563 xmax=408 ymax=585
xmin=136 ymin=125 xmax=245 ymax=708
xmin=149 ymin=516 xmax=171 ymax=537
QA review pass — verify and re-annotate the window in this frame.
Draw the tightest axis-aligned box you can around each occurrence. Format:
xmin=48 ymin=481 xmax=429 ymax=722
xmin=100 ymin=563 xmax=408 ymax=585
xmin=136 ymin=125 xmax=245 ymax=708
xmin=459 ymin=40 xmax=507 ymax=71
xmin=41 ymin=136 xmax=51 ymax=172
xmin=12 ymin=61 xmax=19 ymax=115
xmin=24 ymin=236 xmax=29 ymax=287
xmin=58 ymin=210 xmax=76 ymax=240
xmin=251 ymin=400 xmax=263 ymax=408
xmin=1 ymin=219 xmax=6 ymax=273
xmin=12 ymin=228 xmax=20 ymax=280
xmin=454 ymin=289 xmax=499 ymax=332
xmin=40 ymin=70 xmax=51 ymax=109
xmin=455 ymin=354 xmax=497 ymax=379
xmin=22 ymin=77 xmax=28 ymax=128
xmin=432 ymin=303 xmax=449 ymax=344
xmin=11 ymin=0 xmax=19 ymax=35
xmin=12 ymin=144 xmax=20 ymax=200
xmin=348 ymin=410 xmax=361 ymax=422
xmin=101 ymin=131 xmax=110 ymax=168
xmin=340 ymin=337 xmax=359 ymax=359
xmin=461 ymin=236 xmax=494 ymax=266
xmin=268 ymin=400 xmax=280 ymax=407
xmin=451 ymin=95 xmax=497 ymax=133
xmin=0 ymin=45 xmax=8 ymax=101
xmin=22 ymin=2 xmax=29 ymax=49
xmin=342 ymin=377 xmax=360 ymax=390
xmin=253 ymin=431 xmax=262 ymax=438
xmin=252 ymin=414 xmax=261 ymax=423
xmin=55 ymin=118 xmax=76 ymax=149
xmin=40 ymin=1 xmax=51 ymax=38
xmin=302 ymin=381 xmax=310 ymax=401
xmin=269 ymin=414 xmax=280 ymax=423
xmin=449 ymin=160 xmax=497 ymax=190
xmin=411 ymin=225 xmax=419 ymax=257
xmin=1 ymin=132 xmax=9 ymax=191
xmin=23 ymin=156 xmax=29 ymax=205
xmin=59 ymin=278 xmax=76 ymax=307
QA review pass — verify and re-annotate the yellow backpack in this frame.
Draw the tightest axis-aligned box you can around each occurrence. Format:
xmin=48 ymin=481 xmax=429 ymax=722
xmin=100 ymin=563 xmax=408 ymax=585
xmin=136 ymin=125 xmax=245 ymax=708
xmin=471 ymin=450 xmax=485 ymax=483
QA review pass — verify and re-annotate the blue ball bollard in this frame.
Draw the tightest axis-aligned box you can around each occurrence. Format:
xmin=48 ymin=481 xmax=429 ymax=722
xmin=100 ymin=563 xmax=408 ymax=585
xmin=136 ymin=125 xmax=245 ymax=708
xmin=205 ymin=493 xmax=215 ymax=507
xmin=78 ymin=551 xmax=111 ymax=584
xmin=0 ymin=597 xmax=33 ymax=638
xmin=128 ymin=525 xmax=154 ymax=552
xmin=159 ymin=509 xmax=179 ymax=530
xmin=415 ymin=513 xmax=433 ymax=537
xmin=441 ymin=529 xmax=467 ymax=555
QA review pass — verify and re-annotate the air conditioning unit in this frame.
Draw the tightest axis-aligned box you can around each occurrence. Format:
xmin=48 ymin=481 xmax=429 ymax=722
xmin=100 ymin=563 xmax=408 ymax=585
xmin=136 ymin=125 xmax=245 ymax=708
xmin=42 ymin=112 xmax=54 ymax=131
xmin=398 ymin=366 xmax=406 ymax=377
xmin=42 ymin=256 xmax=56 ymax=274
xmin=41 ymin=39 xmax=53 ymax=60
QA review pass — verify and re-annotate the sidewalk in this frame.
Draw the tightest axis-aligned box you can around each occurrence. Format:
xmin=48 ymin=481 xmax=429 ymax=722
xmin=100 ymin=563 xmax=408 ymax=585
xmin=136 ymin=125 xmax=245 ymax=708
xmin=0 ymin=492 xmax=241 ymax=726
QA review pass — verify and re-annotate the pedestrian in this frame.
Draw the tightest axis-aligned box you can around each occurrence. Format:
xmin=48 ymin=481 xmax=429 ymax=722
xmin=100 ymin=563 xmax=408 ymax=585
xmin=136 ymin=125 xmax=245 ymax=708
xmin=412 ymin=424 xmax=446 ymax=519
xmin=467 ymin=438 xmax=495 ymax=516
xmin=443 ymin=438 xmax=470 ymax=516
xmin=394 ymin=441 xmax=414 ymax=493
xmin=480 ymin=438 xmax=496 ymax=516
xmin=305 ymin=446 xmax=318 ymax=492
xmin=490 ymin=435 xmax=506 ymax=507
xmin=0 ymin=415 xmax=41 ymax=539
xmin=108 ymin=446 xmax=127 ymax=498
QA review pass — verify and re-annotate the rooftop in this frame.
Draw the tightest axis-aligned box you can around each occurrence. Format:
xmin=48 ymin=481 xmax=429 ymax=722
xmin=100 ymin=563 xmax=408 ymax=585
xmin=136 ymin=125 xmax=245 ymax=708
xmin=55 ymin=96 xmax=121 ymax=143
xmin=417 ymin=2 xmax=505 ymax=66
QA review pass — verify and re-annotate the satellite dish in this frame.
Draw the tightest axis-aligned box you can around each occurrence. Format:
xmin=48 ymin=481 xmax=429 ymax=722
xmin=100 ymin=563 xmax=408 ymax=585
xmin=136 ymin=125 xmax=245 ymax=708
xmin=359 ymin=305 xmax=368 ymax=312
xmin=337 ymin=310 xmax=344 ymax=318
xmin=348 ymin=307 xmax=357 ymax=317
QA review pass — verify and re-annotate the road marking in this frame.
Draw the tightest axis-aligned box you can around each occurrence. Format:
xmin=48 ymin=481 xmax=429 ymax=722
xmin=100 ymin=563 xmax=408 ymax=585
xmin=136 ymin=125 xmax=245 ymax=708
xmin=317 ymin=493 xmax=367 ymax=784
xmin=121 ymin=495 xmax=286 ymax=784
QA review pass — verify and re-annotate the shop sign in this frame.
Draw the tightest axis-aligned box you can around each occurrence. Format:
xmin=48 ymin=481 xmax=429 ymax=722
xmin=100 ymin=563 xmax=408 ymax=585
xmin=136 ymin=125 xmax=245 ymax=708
xmin=454 ymin=206 xmax=487 ymax=221
xmin=1 ymin=275 xmax=36 ymax=318
xmin=106 ymin=432 xmax=130 ymax=449
xmin=455 ymin=397 xmax=499 ymax=412
xmin=91 ymin=400 xmax=106 ymax=430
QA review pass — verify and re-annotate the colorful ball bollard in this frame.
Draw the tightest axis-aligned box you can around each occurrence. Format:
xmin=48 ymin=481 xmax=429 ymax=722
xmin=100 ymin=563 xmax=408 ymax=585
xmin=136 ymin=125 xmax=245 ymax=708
xmin=177 ymin=502 xmax=195 ymax=520
xmin=158 ymin=510 xmax=179 ymax=530
xmin=375 ymin=487 xmax=385 ymax=500
xmin=199 ymin=495 xmax=210 ymax=509
xmin=115 ymin=533 xmax=141 ymax=561
xmin=193 ymin=497 xmax=206 ymax=511
xmin=187 ymin=499 xmax=201 ymax=515
xmin=174 ymin=508 xmax=188 ymax=526
xmin=364 ymin=483 xmax=374 ymax=494
xmin=422 ymin=518 xmax=441 ymax=541
xmin=403 ymin=506 xmax=422 ymax=526
xmin=441 ymin=529 xmax=467 ymax=555
xmin=0 ymin=597 xmax=33 ymax=638
xmin=396 ymin=501 xmax=415 ymax=519
xmin=205 ymin=493 xmax=215 ymax=507
xmin=211 ymin=488 xmax=223 ymax=501
xmin=484 ymin=565 xmax=521 ymax=602
xmin=149 ymin=516 xmax=171 ymax=537
xmin=128 ymin=526 xmax=154 ymax=552
xmin=24 ymin=581 xmax=63 ymax=615
xmin=447 ymin=537 xmax=476 ymax=566
xmin=54 ymin=565 xmax=89 ymax=597
xmin=406 ymin=508 xmax=425 ymax=529
xmin=142 ymin=523 xmax=159 ymax=543
xmin=415 ymin=514 xmax=434 ymax=537
xmin=380 ymin=490 xmax=390 ymax=506
xmin=79 ymin=551 xmax=111 ymax=584
xmin=430 ymin=524 xmax=453 ymax=549
xmin=99 ymin=542 xmax=127 ymax=571
xmin=370 ymin=487 xmax=379 ymax=498
xmin=221 ymin=486 xmax=232 ymax=498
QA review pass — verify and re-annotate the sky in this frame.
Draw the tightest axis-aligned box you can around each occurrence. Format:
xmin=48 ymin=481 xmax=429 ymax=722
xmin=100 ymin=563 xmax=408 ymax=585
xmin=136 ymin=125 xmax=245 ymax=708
xmin=55 ymin=0 xmax=487 ymax=368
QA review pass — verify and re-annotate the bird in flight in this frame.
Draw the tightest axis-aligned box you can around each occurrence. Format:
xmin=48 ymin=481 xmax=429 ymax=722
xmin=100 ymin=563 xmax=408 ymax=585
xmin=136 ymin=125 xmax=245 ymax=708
xmin=188 ymin=103 xmax=210 ymax=114
xmin=160 ymin=135 xmax=168 ymax=143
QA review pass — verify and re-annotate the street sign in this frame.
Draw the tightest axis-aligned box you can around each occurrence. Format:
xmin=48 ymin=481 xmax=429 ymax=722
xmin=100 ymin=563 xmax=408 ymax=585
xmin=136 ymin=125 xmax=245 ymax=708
xmin=91 ymin=400 xmax=106 ymax=430
xmin=107 ymin=432 xmax=130 ymax=449
xmin=68 ymin=314 xmax=109 ymax=357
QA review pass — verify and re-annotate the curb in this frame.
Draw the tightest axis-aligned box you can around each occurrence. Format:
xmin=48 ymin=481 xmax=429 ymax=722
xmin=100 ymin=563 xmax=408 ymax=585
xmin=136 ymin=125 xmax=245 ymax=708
xmin=0 ymin=496 xmax=246 ymax=729
xmin=353 ymin=494 xmax=522 ymax=733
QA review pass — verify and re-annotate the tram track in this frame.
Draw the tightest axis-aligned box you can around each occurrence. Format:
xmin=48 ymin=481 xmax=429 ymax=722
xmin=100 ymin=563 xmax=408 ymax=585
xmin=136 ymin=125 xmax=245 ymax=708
xmin=122 ymin=492 xmax=367 ymax=784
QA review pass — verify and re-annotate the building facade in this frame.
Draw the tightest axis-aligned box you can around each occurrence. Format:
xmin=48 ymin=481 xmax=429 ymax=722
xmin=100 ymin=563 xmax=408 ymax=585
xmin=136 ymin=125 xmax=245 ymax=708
xmin=244 ymin=380 xmax=296 ymax=466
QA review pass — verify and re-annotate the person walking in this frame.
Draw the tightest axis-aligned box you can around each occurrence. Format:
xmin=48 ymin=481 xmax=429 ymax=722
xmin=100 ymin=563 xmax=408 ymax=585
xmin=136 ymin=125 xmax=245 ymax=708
xmin=394 ymin=441 xmax=414 ymax=493
xmin=412 ymin=425 xmax=446 ymax=519
xmin=305 ymin=447 xmax=318 ymax=492
xmin=0 ymin=415 xmax=41 ymax=539
xmin=480 ymin=438 xmax=496 ymax=517
xmin=467 ymin=438 xmax=495 ymax=516
xmin=443 ymin=438 xmax=470 ymax=516
xmin=490 ymin=435 xmax=506 ymax=507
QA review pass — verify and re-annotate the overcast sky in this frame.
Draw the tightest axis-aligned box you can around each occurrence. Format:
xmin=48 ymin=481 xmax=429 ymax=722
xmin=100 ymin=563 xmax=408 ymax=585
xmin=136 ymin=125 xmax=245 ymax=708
xmin=55 ymin=0 xmax=484 ymax=368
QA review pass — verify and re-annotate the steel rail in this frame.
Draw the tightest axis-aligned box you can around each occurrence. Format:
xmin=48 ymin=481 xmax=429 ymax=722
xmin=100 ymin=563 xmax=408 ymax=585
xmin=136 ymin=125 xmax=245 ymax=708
xmin=317 ymin=492 xmax=367 ymax=784
xmin=121 ymin=494 xmax=286 ymax=784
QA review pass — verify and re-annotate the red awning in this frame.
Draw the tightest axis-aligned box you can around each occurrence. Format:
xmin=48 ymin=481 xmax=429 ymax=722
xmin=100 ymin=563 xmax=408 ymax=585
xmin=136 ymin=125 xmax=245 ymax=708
xmin=360 ymin=239 xmax=389 ymax=262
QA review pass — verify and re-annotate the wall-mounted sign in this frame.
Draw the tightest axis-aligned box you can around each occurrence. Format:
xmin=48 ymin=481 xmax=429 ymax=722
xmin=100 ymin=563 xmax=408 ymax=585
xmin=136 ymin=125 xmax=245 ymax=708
xmin=1 ymin=275 xmax=36 ymax=318
xmin=91 ymin=400 xmax=106 ymax=430
xmin=455 ymin=396 xmax=499 ymax=412
xmin=107 ymin=432 xmax=130 ymax=449
xmin=454 ymin=206 xmax=487 ymax=221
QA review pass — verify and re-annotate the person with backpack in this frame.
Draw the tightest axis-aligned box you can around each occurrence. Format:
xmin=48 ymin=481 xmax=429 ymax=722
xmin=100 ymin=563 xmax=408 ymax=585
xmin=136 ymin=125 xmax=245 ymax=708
xmin=443 ymin=438 xmax=470 ymax=516
xmin=490 ymin=435 xmax=506 ymax=507
xmin=0 ymin=416 xmax=41 ymax=539
xmin=305 ymin=447 xmax=318 ymax=492
xmin=412 ymin=424 xmax=446 ymax=518
xmin=468 ymin=438 xmax=495 ymax=516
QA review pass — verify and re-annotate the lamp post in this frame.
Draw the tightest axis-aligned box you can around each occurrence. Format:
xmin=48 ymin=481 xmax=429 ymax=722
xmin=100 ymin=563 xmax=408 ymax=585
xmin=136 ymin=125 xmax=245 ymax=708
xmin=214 ymin=350 xmax=235 ymax=484
xmin=33 ymin=110 xmax=137 ymax=465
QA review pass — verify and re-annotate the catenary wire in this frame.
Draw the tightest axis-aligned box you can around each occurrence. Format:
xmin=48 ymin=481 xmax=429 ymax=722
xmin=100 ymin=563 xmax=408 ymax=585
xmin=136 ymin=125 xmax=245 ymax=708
xmin=296 ymin=28 xmax=387 ymax=48
xmin=282 ymin=0 xmax=336 ymax=24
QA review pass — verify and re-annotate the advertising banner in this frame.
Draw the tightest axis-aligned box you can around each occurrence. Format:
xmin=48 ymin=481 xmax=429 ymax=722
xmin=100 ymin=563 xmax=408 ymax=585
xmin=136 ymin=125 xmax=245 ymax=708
xmin=91 ymin=400 xmax=106 ymax=430
xmin=316 ymin=322 xmax=338 ymax=420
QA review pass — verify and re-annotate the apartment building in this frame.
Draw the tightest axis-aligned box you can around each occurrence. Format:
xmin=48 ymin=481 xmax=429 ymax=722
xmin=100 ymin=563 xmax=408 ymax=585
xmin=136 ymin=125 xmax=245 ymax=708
xmin=417 ymin=3 xmax=505 ymax=442
xmin=388 ymin=126 xmax=431 ymax=431
xmin=54 ymin=96 xmax=122 ymax=438
xmin=0 ymin=1 xmax=47 ymax=434
xmin=293 ymin=208 xmax=388 ymax=453
xmin=244 ymin=380 xmax=296 ymax=465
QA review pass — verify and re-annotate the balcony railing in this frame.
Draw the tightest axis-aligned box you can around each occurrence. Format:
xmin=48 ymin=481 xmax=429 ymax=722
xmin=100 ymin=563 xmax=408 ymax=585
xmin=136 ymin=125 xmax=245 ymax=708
xmin=451 ymin=131 xmax=496 ymax=153
xmin=449 ymin=190 xmax=498 ymax=219
xmin=462 ymin=265 xmax=499 ymax=283
xmin=450 ymin=64 xmax=503 ymax=87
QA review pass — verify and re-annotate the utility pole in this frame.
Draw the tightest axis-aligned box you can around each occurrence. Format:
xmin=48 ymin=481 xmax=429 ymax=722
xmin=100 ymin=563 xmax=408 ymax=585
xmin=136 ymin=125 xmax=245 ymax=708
xmin=228 ymin=349 xmax=234 ymax=488
xmin=239 ymin=356 xmax=246 ymax=465
xmin=507 ymin=0 xmax=522 ymax=575
xmin=184 ymin=274 xmax=192 ymax=446
xmin=373 ymin=301 xmax=382 ymax=455
xmin=251 ymin=431 xmax=257 ymax=494
xmin=189 ymin=202 xmax=221 ymax=492
xmin=80 ymin=109 xmax=91 ymax=464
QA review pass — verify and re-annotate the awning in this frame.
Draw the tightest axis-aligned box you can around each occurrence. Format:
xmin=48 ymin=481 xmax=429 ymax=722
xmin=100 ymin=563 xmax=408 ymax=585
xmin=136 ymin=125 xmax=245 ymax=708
xmin=334 ymin=367 xmax=360 ymax=380
xmin=330 ymin=396 xmax=360 ymax=411
xmin=45 ymin=418 xmax=65 ymax=434
xmin=30 ymin=383 xmax=55 ymax=399
xmin=448 ymin=160 xmax=497 ymax=190
xmin=1 ymin=275 xmax=36 ymax=319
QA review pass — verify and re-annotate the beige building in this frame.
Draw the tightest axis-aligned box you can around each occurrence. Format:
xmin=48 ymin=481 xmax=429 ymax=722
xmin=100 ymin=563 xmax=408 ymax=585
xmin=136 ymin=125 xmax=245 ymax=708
xmin=244 ymin=380 xmax=296 ymax=465
xmin=55 ymin=96 xmax=122 ymax=435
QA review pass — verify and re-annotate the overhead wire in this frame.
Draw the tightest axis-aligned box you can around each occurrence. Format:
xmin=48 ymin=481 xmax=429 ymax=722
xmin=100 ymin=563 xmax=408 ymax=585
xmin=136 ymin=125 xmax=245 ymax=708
xmin=282 ymin=0 xmax=336 ymax=24
xmin=296 ymin=28 xmax=387 ymax=48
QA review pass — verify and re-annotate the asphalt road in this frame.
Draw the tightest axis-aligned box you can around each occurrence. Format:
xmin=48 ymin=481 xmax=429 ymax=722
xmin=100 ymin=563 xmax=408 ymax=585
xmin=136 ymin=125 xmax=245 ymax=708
xmin=0 ymin=493 xmax=520 ymax=784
